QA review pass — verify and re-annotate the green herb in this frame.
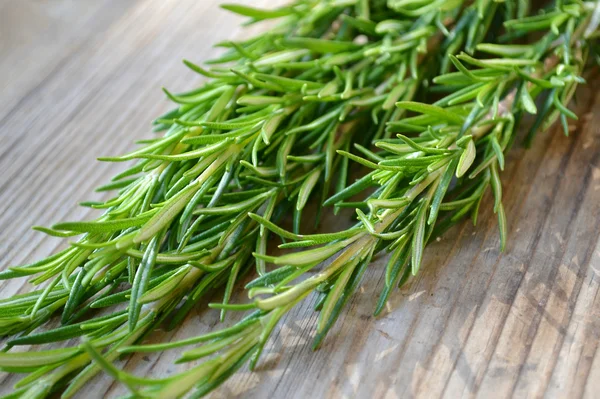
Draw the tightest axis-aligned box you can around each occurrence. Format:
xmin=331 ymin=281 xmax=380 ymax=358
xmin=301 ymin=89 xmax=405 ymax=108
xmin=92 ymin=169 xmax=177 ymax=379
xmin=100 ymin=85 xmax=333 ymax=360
xmin=0 ymin=0 xmax=598 ymax=398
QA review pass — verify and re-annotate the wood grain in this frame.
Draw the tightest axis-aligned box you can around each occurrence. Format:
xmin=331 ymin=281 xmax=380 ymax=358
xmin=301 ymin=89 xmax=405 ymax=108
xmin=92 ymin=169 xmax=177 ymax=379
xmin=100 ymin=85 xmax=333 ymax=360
xmin=0 ymin=1 xmax=599 ymax=398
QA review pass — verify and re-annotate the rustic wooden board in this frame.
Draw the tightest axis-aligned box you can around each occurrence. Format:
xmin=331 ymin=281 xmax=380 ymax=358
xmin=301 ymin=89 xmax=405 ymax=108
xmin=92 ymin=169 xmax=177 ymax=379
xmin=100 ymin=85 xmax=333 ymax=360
xmin=1 ymin=1 xmax=599 ymax=398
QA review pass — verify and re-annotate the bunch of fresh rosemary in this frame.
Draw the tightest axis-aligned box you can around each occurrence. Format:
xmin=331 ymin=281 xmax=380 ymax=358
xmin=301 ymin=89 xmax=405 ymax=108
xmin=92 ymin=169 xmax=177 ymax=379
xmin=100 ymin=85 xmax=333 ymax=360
xmin=0 ymin=0 xmax=598 ymax=398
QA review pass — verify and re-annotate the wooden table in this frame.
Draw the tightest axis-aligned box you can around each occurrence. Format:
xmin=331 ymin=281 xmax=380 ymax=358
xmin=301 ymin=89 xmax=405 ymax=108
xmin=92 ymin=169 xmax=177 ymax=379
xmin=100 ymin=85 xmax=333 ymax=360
xmin=1 ymin=1 xmax=599 ymax=398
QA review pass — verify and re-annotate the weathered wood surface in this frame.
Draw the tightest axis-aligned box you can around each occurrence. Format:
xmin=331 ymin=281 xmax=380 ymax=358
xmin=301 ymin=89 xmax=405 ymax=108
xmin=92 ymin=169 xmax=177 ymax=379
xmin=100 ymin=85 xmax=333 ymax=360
xmin=1 ymin=1 xmax=599 ymax=398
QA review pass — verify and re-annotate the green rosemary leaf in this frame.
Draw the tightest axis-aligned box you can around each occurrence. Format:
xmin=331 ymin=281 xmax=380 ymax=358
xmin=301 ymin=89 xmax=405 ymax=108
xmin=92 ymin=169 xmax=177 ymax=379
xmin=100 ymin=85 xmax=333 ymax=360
xmin=316 ymin=257 xmax=358 ymax=333
xmin=490 ymin=135 xmax=505 ymax=170
xmin=61 ymin=268 xmax=87 ymax=324
xmin=220 ymin=4 xmax=293 ymax=20
xmin=254 ymin=237 xmax=356 ymax=267
xmin=476 ymin=43 xmax=533 ymax=56
xmin=497 ymin=202 xmax=508 ymax=251
xmin=411 ymin=199 xmax=428 ymax=276
xmin=245 ymin=266 xmax=297 ymax=289
xmin=248 ymin=213 xmax=361 ymax=244
xmin=280 ymin=37 xmax=359 ymax=53
xmin=129 ymin=235 xmax=160 ymax=331
xmin=374 ymin=237 xmax=410 ymax=316
xmin=296 ymin=168 xmax=321 ymax=211
xmin=520 ymin=86 xmax=538 ymax=114
xmin=52 ymin=210 xmax=157 ymax=234
xmin=324 ymin=171 xmax=377 ymax=206
xmin=138 ymin=265 xmax=191 ymax=304
xmin=0 ymin=348 xmax=80 ymax=369
xmin=137 ymin=139 xmax=233 ymax=161
xmin=313 ymin=249 xmax=372 ymax=349
xmin=81 ymin=340 xmax=142 ymax=396
xmin=456 ymin=138 xmax=476 ymax=178
xmin=490 ymin=160 xmax=503 ymax=213
xmin=177 ymin=331 xmax=245 ymax=363
xmin=341 ymin=14 xmax=377 ymax=34
xmin=32 ymin=226 xmax=81 ymax=238
xmin=120 ymin=315 xmax=261 ymax=354
xmin=429 ymin=158 xmax=459 ymax=225
xmin=396 ymin=101 xmax=464 ymax=124
xmin=193 ymin=190 xmax=274 ymax=215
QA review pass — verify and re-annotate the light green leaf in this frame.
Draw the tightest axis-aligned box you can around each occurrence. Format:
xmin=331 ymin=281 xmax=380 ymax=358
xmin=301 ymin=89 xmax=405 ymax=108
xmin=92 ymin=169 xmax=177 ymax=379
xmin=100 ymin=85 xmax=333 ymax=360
xmin=456 ymin=139 xmax=476 ymax=178
xmin=0 ymin=348 xmax=79 ymax=369
xmin=396 ymin=101 xmax=464 ymax=124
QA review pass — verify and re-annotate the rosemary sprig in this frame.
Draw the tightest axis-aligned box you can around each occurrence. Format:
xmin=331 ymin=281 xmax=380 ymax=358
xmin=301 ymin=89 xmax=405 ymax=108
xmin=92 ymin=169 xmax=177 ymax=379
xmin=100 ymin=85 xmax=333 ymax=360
xmin=0 ymin=0 xmax=598 ymax=398
xmin=85 ymin=2 xmax=594 ymax=398
xmin=0 ymin=0 xmax=460 ymax=336
xmin=0 ymin=0 xmax=476 ymax=397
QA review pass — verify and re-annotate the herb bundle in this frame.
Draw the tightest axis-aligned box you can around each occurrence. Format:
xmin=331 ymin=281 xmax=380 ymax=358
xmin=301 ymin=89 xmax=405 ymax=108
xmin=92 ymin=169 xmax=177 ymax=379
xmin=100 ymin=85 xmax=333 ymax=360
xmin=0 ymin=0 xmax=598 ymax=398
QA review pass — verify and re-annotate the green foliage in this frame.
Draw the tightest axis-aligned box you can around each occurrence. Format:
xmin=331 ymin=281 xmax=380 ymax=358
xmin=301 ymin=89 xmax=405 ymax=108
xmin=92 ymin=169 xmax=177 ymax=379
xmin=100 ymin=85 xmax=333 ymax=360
xmin=0 ymin=0 xmax=597 ymax=398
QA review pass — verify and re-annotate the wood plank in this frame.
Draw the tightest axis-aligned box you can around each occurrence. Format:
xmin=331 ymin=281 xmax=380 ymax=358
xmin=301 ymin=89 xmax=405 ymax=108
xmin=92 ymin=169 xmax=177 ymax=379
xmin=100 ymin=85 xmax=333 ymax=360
xmin=0 ymin=0 xmax=138 ymax=121
xmin=0 ymin=1 xmax=598 ymax=398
